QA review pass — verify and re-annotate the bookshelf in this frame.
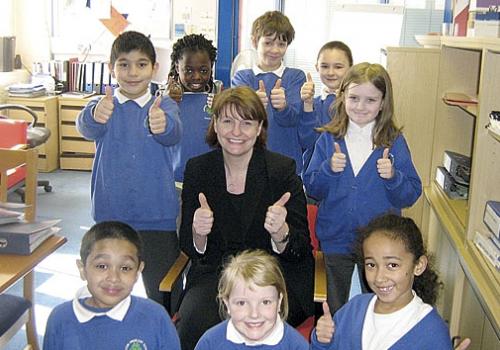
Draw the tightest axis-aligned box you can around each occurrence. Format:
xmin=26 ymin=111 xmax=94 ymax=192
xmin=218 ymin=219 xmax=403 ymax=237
xmin=387 ymin=39 xmax=500 ymax=349
xmin=58 ymin=96 xmax=95 ymax=171
xmin=6 ymin=96 xmax=59 ymax=172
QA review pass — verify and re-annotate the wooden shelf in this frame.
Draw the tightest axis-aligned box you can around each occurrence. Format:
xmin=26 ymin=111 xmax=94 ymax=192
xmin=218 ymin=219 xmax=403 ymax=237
xmin=488 ymin=127 xmax=500 ymax=142
xmin=424 ymin=183 xmax=468 ymax=247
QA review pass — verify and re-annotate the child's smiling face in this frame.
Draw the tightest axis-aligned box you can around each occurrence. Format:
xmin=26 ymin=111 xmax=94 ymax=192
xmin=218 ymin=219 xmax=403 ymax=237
xmin=224 ymin=277 xmax=282 ymax=342
xmin=176 ymin=50 xmax=212 ymax=92
xmin=77 ymin=238 xmax=144 ymax=309
xmin=363 ymin=231 xmax=427 ymax=314
xmin=253 ymin=33 xmax=288 ymax=72
xmin=316 ymin=48 xmax=351 ymax=93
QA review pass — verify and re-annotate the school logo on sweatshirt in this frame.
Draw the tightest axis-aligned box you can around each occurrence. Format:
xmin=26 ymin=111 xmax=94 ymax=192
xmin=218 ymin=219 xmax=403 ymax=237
xmin=125 ymin=339 xmax=147 ymax=350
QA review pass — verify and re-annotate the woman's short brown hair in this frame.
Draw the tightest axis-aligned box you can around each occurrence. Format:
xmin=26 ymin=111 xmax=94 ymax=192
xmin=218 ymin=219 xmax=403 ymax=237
xmin=206 ymin=86 xmax=268 ymax=148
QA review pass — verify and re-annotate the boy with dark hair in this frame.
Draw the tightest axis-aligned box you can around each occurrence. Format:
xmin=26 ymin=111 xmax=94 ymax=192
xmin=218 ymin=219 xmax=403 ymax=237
xmin=76 ymin=30 xmax=182 ymax=307
xmin=43 ymin=221 xmax=181 ymax=350
xmin=231 ymin=11 xmax=306 ymax=175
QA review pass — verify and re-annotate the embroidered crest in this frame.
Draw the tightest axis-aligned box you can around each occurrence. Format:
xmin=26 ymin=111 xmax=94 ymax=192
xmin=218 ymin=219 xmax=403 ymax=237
xmin=125 ymin=339 xmax=147 ymax=350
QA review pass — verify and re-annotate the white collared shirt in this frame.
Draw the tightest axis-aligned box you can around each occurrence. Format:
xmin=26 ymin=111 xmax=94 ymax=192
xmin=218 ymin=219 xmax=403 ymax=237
xmin=252 ymin=62 xmax=286 ymax=78
xmin=115 ymin=87 xmax=152 ymax=108
xmin=226 ymin=316 xmax=285 ymax=346
xmin=320 ymin=88 xmax=336 ymax=101
xmin=345 ymin=120 xmax=375 ymax=176
xmin=362 ymin=291 xmax=432 ymax=350
xmin=72 ymin=286 xmax=131 ymax=323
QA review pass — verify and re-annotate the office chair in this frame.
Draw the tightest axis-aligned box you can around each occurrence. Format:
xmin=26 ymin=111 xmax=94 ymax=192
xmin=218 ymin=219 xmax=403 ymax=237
xmin=159 ymin=203 xmax=327 ymax=342
xmin=0 ymin=294 xmax=32 ymax=349
xmin=0 ymin=104 xmax=52 ymax=199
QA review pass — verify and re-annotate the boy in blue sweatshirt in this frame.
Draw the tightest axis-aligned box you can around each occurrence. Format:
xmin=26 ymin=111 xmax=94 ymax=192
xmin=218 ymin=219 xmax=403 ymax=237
xmin=44 ymin=221 xmax=180 ymax=350
xmin=76 ymin=31 xmax=182 ymax=308
xmin=231 ymin=11 xmax=306 ymax=174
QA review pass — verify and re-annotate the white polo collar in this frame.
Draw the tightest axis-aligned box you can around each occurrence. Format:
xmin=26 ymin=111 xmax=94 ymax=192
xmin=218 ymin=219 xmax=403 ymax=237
xmin=226 ymin=316 xmax=284 ymax=346
xmin=115 ymin=87 xmax=152 ymax=108
xmin=347 ymin=119 xmax=376 ymax=138
xmin=320 ymin=87 xmax=336 ymax=101
xmin=72 ymin=286 xmax=131 ymax=323
xmin=252 ymin=62 xmax=286 ymax=78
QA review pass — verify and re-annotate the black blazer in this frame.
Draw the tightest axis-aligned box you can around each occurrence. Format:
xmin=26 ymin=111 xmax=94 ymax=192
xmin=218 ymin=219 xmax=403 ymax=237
xmin=180 ymin=148 xmax=314 ymax=316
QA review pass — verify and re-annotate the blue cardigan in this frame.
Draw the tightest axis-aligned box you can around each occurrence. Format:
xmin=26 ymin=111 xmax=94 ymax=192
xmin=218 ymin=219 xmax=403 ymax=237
xmin=43 ymin=296 xmax=181 ymax=350
xmin=311 ymin=293 xmax=452 ymax=349
xmin=195 ymin=320 xmax=309 ymax=350
xmin=76 ymin=95 xmax=182 ymax=231
xmin=299 ymin=94 xmax=336 ymax=171
xmin=303 ymin=132 xmax=421 ymax=254
xmin=232 ymin=67 xmax=306 ymax=174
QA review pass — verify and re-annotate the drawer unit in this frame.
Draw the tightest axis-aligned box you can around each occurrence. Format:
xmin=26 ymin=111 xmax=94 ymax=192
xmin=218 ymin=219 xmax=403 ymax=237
xmin=58 ymin=97 xmax=96 ymax=170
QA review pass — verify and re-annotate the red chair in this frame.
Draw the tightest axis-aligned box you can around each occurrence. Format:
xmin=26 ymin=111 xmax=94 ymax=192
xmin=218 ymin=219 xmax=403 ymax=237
xmin=295 ymin=203 xmax=326 ymax=341
xmin=0 ymin=118 xmax=29 ymax=200
xmin=0 ymin=105 xmax=52 ymax=201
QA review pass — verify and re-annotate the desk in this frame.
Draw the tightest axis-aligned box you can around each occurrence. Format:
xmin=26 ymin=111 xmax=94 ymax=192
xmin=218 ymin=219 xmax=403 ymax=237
xmin=0 ymin=235 xmax=66 ymax=350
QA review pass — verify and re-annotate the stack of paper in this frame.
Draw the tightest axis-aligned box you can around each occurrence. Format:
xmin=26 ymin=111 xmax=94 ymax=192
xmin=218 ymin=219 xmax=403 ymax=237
xmin=0 ymin=207 xmax=24 ymax=225
xmin=8 ymin=83 xmax=47 ymax=98
xmin=0 ymin=219 xmax=61 ymax=255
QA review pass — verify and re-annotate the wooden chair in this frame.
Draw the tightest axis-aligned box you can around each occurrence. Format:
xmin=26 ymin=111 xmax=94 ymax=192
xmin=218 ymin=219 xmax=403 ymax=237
xmin=0 ymin=146 xmax=39 ymax=349
xmin=159 ymin=203 xmax=327 ymax=341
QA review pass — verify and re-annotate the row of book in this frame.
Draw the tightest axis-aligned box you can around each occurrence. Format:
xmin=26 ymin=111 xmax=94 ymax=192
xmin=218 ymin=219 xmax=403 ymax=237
xmin=0 ymin=202 xmax=61 ymax=255
xmin=32 ymin=59 xmax=117 ymax=95
xmin=474 ymin=200 xmax=500 ymax=271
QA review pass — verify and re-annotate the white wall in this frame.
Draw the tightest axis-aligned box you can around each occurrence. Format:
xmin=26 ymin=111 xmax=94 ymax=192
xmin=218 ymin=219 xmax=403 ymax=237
xmin=13 ymin=0 xmax=52 ymax=70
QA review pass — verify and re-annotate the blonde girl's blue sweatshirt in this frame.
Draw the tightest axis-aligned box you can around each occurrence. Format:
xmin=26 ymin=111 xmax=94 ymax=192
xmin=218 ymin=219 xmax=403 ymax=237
xmin=303 ymin=132 xmax=422 ymax=254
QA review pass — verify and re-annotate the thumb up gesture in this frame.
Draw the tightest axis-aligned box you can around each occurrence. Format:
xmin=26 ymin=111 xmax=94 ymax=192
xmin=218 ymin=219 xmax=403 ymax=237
xmin=270 ymin=79 xmax=286 ymax=111
xmin=300 ymin=72 xmax=315 ymax=108
xmin=377 ymin=148 xmax=394 ymax=179
xmin=193 ymin=193 xmax=214 ymax=236
xmin=94 ymin=86 xmax=114 ymax=124
xmin=256 ymin=80 xmax=268 ymax=109
xmin=265 ymin=192 xmax=290 ymax=239
xmin=316 ymin=302 xmax=335 ymax=344
xmin=166 ymin=76 xmax=183 ymax=103
xmin=330 ymin=142 xmax=347 ymax=173
xmin=148 ymin=96 xmax=167 ymax=134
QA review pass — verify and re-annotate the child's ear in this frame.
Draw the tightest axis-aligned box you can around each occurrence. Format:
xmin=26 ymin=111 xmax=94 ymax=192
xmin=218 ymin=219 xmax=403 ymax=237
xmin=223 ymin=298 xmax=230 ymax=315
xmin=76 ymin=259 xmax=87 ymax=281
xmin=138 ymin=261 xmax=145 ymax=274
xmin=413 ymin=255 xmax=428 ymax=276
xmin=108 ymin=62 xmax=116 ymax=78
xmin=251 ymin=36 xmax=258 ymax=49
xmin=152 ymin=62 xmax=159 ymax=75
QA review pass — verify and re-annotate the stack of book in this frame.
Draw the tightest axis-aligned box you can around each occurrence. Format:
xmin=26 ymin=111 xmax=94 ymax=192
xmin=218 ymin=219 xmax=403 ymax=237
xmin=473 ymin=201 xmax=500 ymax=270
xmin=7 ymin=83 xmax=47 ymax=98
xmin=0 ymin=207 xmax=23 ymax=225
xmin=0 ymin=218 xmax=61 ymax=255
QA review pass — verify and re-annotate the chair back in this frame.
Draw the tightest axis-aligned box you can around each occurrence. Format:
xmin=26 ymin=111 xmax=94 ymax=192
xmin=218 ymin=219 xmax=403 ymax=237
xmin=307 ymin=204 xmax=319 ymax=251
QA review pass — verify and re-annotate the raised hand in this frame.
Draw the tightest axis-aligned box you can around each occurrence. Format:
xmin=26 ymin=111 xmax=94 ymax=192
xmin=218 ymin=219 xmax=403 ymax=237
xmin=270 ymin=78 xmax=286 ymax=111
xmin=265 ymin=192 xmax=290 ymax=239
xmin=93 ymin=86 xmax=114 ymax=124
xmin=148 ymin=96 xmax=167 ymax=134
xmin=330 ymin=142 xmax=347 ymax=173
xmin=166 ymin=76 xmax=183 ymax=103
xmin=377 ymin=148 xmax=394 ymax=179
xmin=300 ymin=72 xmax=315 ymax=107
xmin=256 ymin=80 xmax=268 ymax=109
xmin=193 ymin=193 xmax=214 ymax=236
xmin=316 ymin=302 xmax=335 ymax=344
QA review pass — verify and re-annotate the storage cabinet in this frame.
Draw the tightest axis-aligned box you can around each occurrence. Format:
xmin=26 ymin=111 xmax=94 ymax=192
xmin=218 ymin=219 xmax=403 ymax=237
xmin=422 ymin=37 xmax=499 ymax=349
xmin=385 ymin=47 xmax=441 ymax=228
xmin=6 ymin=95 xmax=59 ymax=172
xmin=58 ymin=97 xmax=95 ymax=170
